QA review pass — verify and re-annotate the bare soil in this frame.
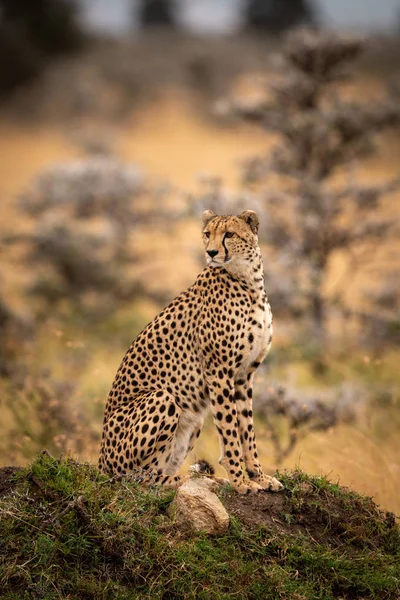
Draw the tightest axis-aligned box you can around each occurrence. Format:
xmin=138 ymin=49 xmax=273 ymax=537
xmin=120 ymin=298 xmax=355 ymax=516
xmin=0 ymin=466 xmax=23 ymax=496
xmin=223 ymin=482 xmax=398 ymax=551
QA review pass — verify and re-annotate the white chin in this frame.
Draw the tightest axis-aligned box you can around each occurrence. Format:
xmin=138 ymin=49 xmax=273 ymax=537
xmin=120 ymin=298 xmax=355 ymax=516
xmin=207 ymin=258 xmax=231 ymax=268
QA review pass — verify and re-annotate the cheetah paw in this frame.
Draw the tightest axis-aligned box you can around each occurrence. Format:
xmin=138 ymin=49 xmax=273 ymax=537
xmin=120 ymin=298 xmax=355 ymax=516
xmin=232 ymin=481 xmax=256 ymax=494
xmin=264 ymin=476 xmax=284 ymax=492
xmin=249 ymin=473 xmax=284 ymax=492
xmin=232 ymin=481 xmax=266 ymax=494
xmin=249 ymin=480 xmax=284 ymax=493
xmin=249 ymin=481 xmax=266 ymax=493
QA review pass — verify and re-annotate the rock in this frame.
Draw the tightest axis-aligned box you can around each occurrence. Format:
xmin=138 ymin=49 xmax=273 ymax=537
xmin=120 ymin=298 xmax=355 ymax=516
xmin=298 ymin=482 xmax=313 ymax=495
xmin=170 ymin=477 xmax=229 ymax=535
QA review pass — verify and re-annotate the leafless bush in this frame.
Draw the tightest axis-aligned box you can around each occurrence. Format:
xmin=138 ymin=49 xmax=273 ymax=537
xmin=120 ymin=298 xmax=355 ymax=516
xmin=254 ymin=380 xmax=366 ymax=463
xmin=7 ymin=158 xmax=177 ymax=316
xmin=2 ymin=370 xmax=95 ymax=463
xmin=0 ymin=294 xmax=31 ymax=377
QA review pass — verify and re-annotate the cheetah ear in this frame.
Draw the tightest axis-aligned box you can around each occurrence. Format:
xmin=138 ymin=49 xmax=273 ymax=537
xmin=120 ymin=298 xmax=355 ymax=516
xmin=238 ymin=210 xmax=259 ymax=234
xmin=202 ymin=209 xmax=217 ymax=226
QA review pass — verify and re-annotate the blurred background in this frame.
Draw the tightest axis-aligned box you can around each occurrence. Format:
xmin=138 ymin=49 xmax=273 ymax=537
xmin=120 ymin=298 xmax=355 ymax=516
xmin=0 ymin=0 xmax=399 ymax=513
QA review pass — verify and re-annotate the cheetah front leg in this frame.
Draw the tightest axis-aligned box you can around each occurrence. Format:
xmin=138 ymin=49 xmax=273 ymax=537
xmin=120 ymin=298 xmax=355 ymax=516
xmin=206 ymin=373 xmax=262 ymax=494
xmin=235 ymin=368 xmax=283 ymax=492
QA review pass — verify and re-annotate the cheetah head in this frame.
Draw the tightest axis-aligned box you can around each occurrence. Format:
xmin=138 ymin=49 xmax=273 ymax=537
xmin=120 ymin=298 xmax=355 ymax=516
xmin=201 ymin=210 xmax=259 ymax=271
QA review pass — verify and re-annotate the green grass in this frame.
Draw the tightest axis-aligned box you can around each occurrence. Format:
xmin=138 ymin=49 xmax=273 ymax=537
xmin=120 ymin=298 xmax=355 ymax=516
xmin=0 ymin=454 xmax=399 ymax=599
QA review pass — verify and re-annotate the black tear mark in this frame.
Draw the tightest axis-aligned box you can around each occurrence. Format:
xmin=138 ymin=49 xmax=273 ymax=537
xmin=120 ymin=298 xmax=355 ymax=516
xmin=222 ymin=235 xmax=229 ymax=261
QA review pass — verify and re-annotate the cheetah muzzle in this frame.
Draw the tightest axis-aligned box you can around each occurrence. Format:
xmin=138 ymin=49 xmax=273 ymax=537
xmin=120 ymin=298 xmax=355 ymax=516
xmin=99 ymin=209 xmax=283 ymax=494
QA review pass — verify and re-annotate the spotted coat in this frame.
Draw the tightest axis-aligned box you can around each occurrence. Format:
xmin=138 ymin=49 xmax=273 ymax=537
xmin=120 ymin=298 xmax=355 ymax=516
xmin=98 ymin=210 xmax=283 ymax=494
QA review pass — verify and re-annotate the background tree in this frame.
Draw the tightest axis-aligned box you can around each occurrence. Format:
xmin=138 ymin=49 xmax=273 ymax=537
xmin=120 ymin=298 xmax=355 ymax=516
xmin=138 ymin=0 xmax=175 ymax=28
xmin=0 ymin=0 xmax=83 ymax=98
xmin=245 ymin=0 xmax=315 ymax=32
xmin=233 ymin=29 xmax=400 ymax=349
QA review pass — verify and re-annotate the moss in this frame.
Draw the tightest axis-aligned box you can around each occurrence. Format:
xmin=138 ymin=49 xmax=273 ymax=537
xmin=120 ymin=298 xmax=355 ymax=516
xmin=0 ymin=453 xmax=399 ymax=600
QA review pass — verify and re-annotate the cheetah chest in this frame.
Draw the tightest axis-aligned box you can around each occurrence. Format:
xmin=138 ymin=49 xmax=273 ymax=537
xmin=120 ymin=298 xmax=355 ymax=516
xmin=242 ymin=299 xmax=273 ymax=372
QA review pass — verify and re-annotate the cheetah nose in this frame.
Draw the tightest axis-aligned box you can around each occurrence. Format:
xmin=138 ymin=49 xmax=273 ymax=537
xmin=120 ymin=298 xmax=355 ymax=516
xmin=207 ymin=250 xmax=218 ymax=258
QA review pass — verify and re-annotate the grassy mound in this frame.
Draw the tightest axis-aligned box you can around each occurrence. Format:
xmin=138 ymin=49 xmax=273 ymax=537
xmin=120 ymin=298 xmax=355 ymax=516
xmin=0 ymin=453 xmax=399 ymax=599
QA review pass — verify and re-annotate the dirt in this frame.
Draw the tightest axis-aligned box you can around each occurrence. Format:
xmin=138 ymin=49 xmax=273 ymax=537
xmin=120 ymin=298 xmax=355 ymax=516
xmin=223 ymin=484 xmax=398 ymax=551
xmin=224 ymin=487 xmax=344 ymax=547
xmin=0 ymin=466 xmax=23 ymax=496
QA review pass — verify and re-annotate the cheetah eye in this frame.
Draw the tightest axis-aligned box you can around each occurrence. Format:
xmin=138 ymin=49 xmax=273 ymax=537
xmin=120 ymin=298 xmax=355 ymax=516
xmin=225 ymin=232 xmax=235 ymax=238
xmin=204 ymin=231 xmax=210 ymax=238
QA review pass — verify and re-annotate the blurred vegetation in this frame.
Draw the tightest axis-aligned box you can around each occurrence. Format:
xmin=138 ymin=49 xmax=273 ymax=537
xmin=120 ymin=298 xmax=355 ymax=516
xmin=0 ymin=0 xmax=84 ymax=98
xmin=139 ymin=0 xmax=175 ymax=27
xmin=6 ymin=158 xmax=177 ymax=317
xmin=137 ymin=0 xmax=317 ymax=32
xmin=0 ymin=295 xmax=31 ymax=377
xmin=246 ymin=0 xmax=315 ymax=32
xmin=253 ymin=379 xmax=363 ymax=464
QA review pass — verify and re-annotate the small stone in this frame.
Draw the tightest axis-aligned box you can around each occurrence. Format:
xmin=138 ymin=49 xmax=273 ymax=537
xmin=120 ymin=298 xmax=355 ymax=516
xmin=299 ymin=482 xmax=313 ymax=495
xmin=170 ymin=477 xmax=229 ymax=535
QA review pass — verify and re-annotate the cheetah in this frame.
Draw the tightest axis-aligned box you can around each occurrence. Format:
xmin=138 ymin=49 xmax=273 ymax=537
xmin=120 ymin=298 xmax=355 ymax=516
xmin=99 ymin=210 xmax=283 ymax=494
